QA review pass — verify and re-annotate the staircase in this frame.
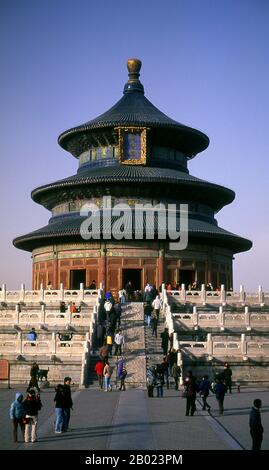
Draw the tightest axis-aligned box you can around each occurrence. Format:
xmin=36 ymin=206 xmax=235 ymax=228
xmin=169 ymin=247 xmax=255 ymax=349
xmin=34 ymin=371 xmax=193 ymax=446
xmin=145 ymin=309 xmax=167 ymax=372
xmin=87 ymin=302 xmax=147 ymax=389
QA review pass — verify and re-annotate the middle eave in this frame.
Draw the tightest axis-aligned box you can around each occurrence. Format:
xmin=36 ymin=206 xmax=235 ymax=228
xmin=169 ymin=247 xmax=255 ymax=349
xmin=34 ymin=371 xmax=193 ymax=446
xmin=31 ymin=165 xmax=234 ymax=212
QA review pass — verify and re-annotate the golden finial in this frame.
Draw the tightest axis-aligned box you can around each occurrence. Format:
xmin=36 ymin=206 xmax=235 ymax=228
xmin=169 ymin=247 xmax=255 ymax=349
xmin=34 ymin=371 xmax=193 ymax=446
xmin=124 ymin=58 xmax=144 ymax=94
xmin=127 ymin=58 xmax=142 ymax=75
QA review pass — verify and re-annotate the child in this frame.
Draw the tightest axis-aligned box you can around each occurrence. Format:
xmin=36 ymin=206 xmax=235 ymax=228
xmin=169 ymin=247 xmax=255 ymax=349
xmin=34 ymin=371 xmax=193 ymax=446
xmin=9 ymin=392 xmax=26 ymax=442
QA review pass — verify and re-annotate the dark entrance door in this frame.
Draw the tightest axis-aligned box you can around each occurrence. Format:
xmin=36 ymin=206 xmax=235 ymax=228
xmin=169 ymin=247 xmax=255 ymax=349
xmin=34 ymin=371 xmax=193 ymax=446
xmin=122 ymin=269 xmax=142 ymax=291
xmin=70 ymin=269 xmax=86 ymax=289
xmin=178 ymin=270 xmax=195 ymax=287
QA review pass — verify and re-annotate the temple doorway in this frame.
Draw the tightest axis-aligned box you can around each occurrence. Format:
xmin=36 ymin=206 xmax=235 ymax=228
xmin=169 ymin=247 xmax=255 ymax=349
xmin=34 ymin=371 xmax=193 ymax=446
xmin=178 ymin=269 xmax=195 ymax=288
xmin=70 ymin=269 xmax=86 ymax=289
xmin=122 ymin=269 xmax=142 ymax=291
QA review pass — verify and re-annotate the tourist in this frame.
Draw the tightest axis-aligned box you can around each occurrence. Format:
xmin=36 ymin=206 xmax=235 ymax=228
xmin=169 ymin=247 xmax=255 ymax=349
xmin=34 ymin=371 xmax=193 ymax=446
xmin=199 ymin=375 xmax=212 ymax=411
xmin=171 ymin=363 xmax=181 ymax=390
xmin=168 ymin=348 xmax=177 ymax=375
xmin=155 ymin=364 xmax=165 ymax=397
xmin=159 ymin=356 xmax=169 ymax=389
xmin=114 ymin=329 xmax=125 ymax=356
xmin=59 ymin=302 xmax=66 ymax=313
xmin=117 ymin=357 xmax=127 ymax=391
xmin=160 ymin=327 xmax=169 ymax=356
xmin=27 ymin=362 xmax=40 ymax=393
xmin=106 ymin=332 xmax=113 ymax=356
xmin=125 ymin=281 xmax=133 ymax=301
xmin=96 ymin=323 xmax=105 ymax=347
xmin=114 ymin=302 xmax=122 ymax=328
xmin=152 ymin=294 xmax=161 ymax=321
xmin=47 ymin=281 xmax=52 ymax=290
xmin=9 ymin=392 xmax=26 ymax=442
xmin=214 ymin=377 xmax=226 ymax=415
xmin=99 ymin=342 xmax=109 ymax=363
xmin=54 ymin=384 xmax=65 ymax=434
xmin=62 ymin=377 xmax=73 ymax=432
xmin=103 ymin=361 xmax=113 ymax=392
xmin=118 ymin=288 xmax=126 ymax=304
xmin=104 ymin=299 xmax=113 ymax=324
xmin=146 ymin=366 xmax=156 ymax=398
xmin=223 ymin=362 xmax=232 ymax=393
xmin=184 ymin=370 xmax=198 ymax=416
xmin=23 ymin=388 xmax=42 ymax=443
xmin=151 ymin=310 xmax=158 ymax=338
xmin=249 ymin=399 xmax=264 ymax=450
xmin=144 ymin=302 xmax=152 ymax=327
xmin=89 ymin=280 xmax=96 ymax=289
xmin=27 ymin=327 xmax=37 ymax=345
xmin=95 ymin=360 xmax=105 ymax=390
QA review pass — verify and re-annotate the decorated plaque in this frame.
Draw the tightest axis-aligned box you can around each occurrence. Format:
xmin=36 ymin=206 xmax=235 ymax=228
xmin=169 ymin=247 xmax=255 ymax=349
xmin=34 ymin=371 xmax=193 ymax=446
xmin=117 ymin=127 xmax=148 ymax=165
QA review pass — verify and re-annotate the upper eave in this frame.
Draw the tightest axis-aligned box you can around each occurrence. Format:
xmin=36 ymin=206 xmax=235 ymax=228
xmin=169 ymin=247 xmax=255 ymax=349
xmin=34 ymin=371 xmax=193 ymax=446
xmin=58 ymin=92 xmax=209 ymax=158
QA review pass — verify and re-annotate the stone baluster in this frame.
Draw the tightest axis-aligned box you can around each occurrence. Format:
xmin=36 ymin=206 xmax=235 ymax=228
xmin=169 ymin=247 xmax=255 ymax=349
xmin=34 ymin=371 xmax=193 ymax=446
xmin=20 ymin=283 xmax=25 ymax=302
xmin=245 ymin=306 xmax=251 ymax=331
xmin=201 ymin=284 xmax=206 ymax=305
xmin=39 ymin=283 xmax=44 ymax=302
xmin=15 ymin=304 xmax=20 ymax=325
xmin=181 ymin=284 xmax=186 ymax=303
xmin=17 ymin=331 xmax=23 ymax=354
xmin=2 ymin=283 xmax=6 ymax=302
xmin=41 ymin=304 xmax=46 ymax=324
xmin=207 ymin=333 xmax=213 ymax=356
xmin=60 ymin=283 xmax=64 ymax=302
xmin=220 ymin=284 xmax=226 ymax=305
xmin=241 ymin=333 xmax=247 ymax=356
xmin=51 ymin=332 xmax=56 ymax=354
xmin=68 ymin=304 xmax=72 ymax=325
xmin=219 ymin=306 xmax=225 ymax=331
xmin=239 ymin=285 xmax=245 ymax=305
xmin=193 ymin=306 xmax=198 ymax=330
xmin=80 ymin=282 xmax=84 ymax=302
xmin=258 ymin=285 xmax=264 ymax=306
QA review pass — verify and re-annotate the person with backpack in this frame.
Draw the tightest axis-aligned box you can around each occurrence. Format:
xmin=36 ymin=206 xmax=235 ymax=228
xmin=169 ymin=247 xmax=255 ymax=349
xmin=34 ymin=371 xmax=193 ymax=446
xmin=23 ymin=388 xmax=42 ymax=443
xmin=9 ymin=392 xmax=26 ymax=442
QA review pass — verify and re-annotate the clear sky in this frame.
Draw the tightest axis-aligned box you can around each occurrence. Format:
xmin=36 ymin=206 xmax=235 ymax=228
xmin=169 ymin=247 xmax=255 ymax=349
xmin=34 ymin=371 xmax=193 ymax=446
xmin=0 ymin=0 xmax=268 ymax=291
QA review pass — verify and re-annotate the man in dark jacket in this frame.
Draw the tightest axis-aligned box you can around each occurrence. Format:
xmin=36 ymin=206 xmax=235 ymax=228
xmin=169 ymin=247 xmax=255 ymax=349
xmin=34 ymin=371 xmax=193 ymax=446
xmin=249 ymin=399 xmax=264 ymax=450
xmin=62 ymin=377 xmax=73 ymax=432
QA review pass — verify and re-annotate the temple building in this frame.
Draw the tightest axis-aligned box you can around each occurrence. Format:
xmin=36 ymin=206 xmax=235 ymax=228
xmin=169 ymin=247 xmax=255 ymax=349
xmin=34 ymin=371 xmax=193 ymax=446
xmin=13 ymin=59 xmax=252 ymax=291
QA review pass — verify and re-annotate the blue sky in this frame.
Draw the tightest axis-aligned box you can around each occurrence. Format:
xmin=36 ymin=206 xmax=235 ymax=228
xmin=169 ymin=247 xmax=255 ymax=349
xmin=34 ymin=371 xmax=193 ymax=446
xmin=0 ymin=0 xmax=268 ymax=290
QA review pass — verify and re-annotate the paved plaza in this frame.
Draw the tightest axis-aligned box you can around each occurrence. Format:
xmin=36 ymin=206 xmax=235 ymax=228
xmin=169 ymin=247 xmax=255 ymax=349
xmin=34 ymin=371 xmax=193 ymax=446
xmin=1 ymin=385 xmax=268 ymax=450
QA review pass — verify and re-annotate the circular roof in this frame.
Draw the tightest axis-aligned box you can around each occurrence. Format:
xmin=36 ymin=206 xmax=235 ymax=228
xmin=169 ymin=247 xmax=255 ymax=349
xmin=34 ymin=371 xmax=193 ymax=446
xmin=58 ymin=59 xmax=209 ymax=157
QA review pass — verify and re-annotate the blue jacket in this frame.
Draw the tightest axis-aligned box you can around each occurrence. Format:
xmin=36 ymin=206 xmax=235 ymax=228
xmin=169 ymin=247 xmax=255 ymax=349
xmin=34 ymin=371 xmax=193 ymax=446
xmin=10 ymin=392 xmax=26 ymax=419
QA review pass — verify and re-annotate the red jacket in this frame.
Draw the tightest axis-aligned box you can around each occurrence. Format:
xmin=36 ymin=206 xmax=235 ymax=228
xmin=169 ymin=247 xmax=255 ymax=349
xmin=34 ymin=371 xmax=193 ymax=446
xmin=95 ymin=361 xmax=104 ymax=375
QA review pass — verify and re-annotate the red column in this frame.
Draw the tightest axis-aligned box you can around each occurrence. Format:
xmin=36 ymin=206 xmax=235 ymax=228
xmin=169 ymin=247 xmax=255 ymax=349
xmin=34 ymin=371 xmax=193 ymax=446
xmin=53 ymin=256 xmax=58 ymax=289
xmin=158 ymin=248 xmax=165 ymax=288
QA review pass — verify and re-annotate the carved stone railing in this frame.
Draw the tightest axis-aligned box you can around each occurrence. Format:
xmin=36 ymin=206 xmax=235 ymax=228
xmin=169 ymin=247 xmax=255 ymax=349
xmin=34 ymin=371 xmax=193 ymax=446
xmin=0 ymin=334 xmax=87 ymax=356
xmin=171 ymin=306 xmax=269 ymax=331
xmin=163 ymin=284 xmax=269 ymax=306
xmin=0 ymin=283 xmax=101 ymax=304
xmin=0 ymin=307 xmax=95 ymax=328
xmin=173 ymin=334 xmax=269 ymax=360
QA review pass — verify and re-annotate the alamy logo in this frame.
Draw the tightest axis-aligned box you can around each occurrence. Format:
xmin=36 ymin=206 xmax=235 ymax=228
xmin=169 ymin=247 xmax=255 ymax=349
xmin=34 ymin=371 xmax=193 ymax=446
xmin=80 ymin=196 xmax=188 ymax=250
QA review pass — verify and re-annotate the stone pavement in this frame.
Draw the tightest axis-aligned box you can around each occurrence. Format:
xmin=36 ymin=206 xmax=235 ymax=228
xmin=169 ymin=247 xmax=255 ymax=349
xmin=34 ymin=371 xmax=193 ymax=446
xmin=1 ymin=385 xmax=269 ymax=450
